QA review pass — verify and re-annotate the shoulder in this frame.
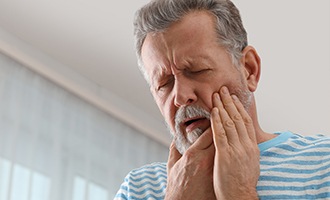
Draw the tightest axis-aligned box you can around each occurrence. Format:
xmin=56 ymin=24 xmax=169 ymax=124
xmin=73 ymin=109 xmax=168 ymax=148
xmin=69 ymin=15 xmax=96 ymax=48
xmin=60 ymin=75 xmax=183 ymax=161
xmin=260 ymin=132 xmax=330 ymax=176
xmin=114 ymin=162 xmax=167 ymax=200
xmin=260 ymin=132 xmax=330 ymax=169
xmin=129 ymin=162 xmax=167 ymax=177
xmin=263 ymin=132 xmax=330 ymax=153
xmin=258 ymin=133 xmax=330 ymax=199
xmin=286 ymin=133 xmax=330 ymax=149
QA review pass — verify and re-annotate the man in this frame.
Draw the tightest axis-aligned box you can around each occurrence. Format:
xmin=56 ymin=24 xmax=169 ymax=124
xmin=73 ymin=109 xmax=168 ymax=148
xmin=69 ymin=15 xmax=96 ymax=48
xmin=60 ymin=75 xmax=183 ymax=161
xmin=115 ymin=0 xmax=330 ymax=199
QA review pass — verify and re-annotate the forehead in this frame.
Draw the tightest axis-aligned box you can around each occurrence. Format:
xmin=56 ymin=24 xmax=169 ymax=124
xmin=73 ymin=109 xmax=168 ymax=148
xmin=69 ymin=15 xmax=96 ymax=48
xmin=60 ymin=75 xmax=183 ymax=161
xmin=159 ymin=11 xmax=218 ymax=48
xmin=141 ymin=34 xmax=170 ymax=82
xmin=140 ymin=11 xmax=219 ymax=82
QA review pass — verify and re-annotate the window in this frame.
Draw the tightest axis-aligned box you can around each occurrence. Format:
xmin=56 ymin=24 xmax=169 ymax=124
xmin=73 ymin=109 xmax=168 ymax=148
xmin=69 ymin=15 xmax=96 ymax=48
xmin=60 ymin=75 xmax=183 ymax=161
xmin=73 ymin=176 xmax=108 ymax=200
xmin=0 ymin=157 xmax=51 ymax=200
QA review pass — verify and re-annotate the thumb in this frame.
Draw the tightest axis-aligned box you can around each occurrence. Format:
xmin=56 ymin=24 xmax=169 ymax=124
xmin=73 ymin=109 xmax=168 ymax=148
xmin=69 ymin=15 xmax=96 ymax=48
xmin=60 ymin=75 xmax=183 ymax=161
xmin=190 ymin=128 xmax=214 ymax=151
xmin=167 ymin=141 xmax=181 ymax=171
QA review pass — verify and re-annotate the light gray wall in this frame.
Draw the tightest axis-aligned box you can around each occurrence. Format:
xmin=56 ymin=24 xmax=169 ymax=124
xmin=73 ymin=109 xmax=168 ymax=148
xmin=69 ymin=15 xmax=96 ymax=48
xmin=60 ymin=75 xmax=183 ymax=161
xmin=236 ymin=0 xmax=330 ymax=135
xmin=0 ymin=52 xmax=169 ymax=199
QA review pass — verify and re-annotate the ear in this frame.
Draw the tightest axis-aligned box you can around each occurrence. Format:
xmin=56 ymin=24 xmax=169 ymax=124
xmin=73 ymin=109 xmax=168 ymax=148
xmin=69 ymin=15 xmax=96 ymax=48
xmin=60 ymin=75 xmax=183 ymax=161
xmin=240 ymin=46 xmax=261 ymax=92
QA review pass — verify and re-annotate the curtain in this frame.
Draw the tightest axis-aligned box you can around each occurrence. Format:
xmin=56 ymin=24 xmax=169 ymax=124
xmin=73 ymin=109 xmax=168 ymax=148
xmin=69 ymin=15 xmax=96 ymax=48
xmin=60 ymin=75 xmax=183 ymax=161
xmin=0 ymin=52 xmax=169 ymax=200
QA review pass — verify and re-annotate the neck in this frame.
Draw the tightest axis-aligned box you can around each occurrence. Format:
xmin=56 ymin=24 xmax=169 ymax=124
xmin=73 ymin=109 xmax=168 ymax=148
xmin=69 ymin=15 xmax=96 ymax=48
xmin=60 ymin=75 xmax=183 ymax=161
xmin=248 ymin=95 xmax=276 ymax=144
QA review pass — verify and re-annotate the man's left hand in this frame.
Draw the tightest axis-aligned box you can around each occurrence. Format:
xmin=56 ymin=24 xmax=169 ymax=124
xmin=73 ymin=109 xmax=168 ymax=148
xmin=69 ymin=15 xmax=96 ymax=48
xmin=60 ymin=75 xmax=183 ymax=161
xmin=210 ymin=86 xmax=260 ymax=200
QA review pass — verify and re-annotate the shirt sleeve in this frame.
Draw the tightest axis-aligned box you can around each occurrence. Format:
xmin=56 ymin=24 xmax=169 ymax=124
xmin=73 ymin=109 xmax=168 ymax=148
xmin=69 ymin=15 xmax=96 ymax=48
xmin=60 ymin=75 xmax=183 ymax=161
xmin=113 ymin=175 xmax=129 ymax=200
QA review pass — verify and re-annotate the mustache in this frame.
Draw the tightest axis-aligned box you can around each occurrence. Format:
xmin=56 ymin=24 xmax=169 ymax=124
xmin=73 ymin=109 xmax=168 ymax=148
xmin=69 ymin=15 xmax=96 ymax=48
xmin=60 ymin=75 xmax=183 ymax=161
xmin=174 ymin=105 xmax=210 ymax=132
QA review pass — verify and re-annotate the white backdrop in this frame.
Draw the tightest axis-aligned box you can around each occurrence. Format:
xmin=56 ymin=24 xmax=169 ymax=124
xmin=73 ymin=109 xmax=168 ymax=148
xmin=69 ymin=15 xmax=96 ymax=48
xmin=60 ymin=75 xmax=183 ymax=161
xmin=235 ymin=0 xmax=330 ymax=136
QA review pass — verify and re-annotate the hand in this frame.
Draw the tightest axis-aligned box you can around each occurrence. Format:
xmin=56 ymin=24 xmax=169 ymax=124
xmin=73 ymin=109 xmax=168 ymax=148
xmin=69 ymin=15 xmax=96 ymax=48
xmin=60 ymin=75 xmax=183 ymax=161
xmin=210 ymin=86 xmax=260 ymax=200
xmin=165 ymin=128 xmax=216 ymax=200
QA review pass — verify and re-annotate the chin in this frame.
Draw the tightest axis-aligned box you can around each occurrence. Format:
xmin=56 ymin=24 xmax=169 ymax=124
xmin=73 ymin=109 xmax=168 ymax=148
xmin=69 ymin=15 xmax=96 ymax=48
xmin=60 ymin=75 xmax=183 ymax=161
xmin=174 ymin=127 xmax=204 ymax=155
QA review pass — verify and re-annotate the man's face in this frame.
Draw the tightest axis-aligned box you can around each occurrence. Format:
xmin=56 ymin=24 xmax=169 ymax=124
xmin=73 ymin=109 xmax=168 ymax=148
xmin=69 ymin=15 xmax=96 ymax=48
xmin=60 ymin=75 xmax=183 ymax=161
xmin=141 ymin=11 xmax=252 ymax=154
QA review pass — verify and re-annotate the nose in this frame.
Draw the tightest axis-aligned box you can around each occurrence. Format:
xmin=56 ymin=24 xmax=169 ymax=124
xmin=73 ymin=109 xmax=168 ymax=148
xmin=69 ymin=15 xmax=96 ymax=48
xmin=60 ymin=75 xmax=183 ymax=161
xmin=173 ymin=78 xmax=197 ymax=107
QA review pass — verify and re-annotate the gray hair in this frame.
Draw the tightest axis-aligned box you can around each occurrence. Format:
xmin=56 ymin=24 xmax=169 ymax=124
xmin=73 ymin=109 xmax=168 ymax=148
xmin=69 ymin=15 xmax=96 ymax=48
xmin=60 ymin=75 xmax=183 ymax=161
xmin=133 ymin=0 xmax=248 ymax=82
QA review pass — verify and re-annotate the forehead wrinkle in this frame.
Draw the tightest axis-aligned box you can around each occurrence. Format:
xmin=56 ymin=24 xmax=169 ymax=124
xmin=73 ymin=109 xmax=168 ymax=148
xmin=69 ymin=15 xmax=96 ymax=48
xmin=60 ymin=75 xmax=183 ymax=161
xmin=152 ymin=32 xmax=184 ymax=82
xmin=146 ymin=32 xmax=172 ymax=85
xmin=150 ymin=64 xmax=170 ymax=89
xmin=178 ymin=54 xmax=214 ymax=71
xmin=159 ymin=32 xmax=180 ymax=76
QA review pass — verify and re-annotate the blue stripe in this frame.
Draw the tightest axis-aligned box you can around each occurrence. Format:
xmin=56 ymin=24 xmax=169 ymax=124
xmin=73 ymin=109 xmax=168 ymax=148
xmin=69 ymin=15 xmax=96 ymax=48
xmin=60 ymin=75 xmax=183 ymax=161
xmin=292 ymin=139 xmax=312 ymax=146
xmin=120 ymin=185 xmax=128 ymax=191
xmin=275 ymin=143 xmax=330 ymax=152
xmin=259 ymin=171 xmax=330 ymax=182
xmin=290 ymin=135 xmax=301 ymax=139
xmin=114 ymin=193 xmax=128 ymax=200
xmin=130 ymin=169 xmax=167 ymax=178
xmin=260 ymin=163 xmax=330 ymax=174
xmin=128 ymin=179 xmax=166 ymax=189
xmin=129 ymin=163 xmax=167 ymax=179
xmin=129 ymin=174 xmax=167 ymax=182
xmin=131 ymin=163 xmax=166 ymax=173
xmin=260 ymin=157 xmax=330 ymax=166
xmin=304 ymin=136 xmax=325 ymax=141
xmin=261 ymin=151 xmax=330 ymax=158
xmin=292 ymin=138 xmax=330 ymax=147
xmin=257 ymin=181 xmax=330 ymax=191
xmin=259 ymin=192 xmax=330 ymax=199
xmin=130 ymin=167 xmax=166 ymax=175
xmin=259 ymin=131 xmax=293 ymax=152
xmin=129 ymin=193 xmax=165 ymax=200
xmin=127 ymin=186 xmax=165 ymax=196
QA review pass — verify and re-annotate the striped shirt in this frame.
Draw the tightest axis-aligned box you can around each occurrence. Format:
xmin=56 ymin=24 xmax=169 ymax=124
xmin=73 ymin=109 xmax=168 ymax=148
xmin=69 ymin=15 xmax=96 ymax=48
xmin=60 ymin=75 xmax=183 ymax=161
xmin=114 ymin=131 xmax=330 ymax=199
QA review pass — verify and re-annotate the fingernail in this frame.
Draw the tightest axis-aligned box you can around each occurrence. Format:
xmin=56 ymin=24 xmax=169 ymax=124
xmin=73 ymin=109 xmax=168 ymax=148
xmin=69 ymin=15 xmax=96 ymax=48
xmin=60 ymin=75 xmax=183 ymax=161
xmin=232 ymin=95 xmax=238 ymax=101
xmin=214 ymin=93 xmax=220 ymax=100
xmin=221 ymin=86 xmax=228 ymax=94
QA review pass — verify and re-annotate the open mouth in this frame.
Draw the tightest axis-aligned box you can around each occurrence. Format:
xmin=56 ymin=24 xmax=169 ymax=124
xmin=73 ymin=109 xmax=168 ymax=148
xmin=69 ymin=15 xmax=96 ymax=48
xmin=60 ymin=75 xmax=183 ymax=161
xmin=182 ymin=117 xmax=208 ymax=133
xmin=184 ymin=118 xmax=203 ymax=126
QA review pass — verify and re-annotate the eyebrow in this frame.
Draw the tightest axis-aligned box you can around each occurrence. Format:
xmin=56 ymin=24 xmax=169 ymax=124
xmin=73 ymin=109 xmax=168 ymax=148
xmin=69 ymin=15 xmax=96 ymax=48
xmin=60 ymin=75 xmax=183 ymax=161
xmin=183 ymin=55 xmax=213 ymax=69
xmin=151 ymin=64 xmax=172 ymax=85
xmin=151 ymin=54 xmax=213 ymax=84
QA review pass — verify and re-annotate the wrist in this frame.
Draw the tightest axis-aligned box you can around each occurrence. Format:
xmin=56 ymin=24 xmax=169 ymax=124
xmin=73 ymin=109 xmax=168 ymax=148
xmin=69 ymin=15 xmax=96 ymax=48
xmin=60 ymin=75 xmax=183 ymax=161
xmin=217 ymin=189 xmax=258 ymax=200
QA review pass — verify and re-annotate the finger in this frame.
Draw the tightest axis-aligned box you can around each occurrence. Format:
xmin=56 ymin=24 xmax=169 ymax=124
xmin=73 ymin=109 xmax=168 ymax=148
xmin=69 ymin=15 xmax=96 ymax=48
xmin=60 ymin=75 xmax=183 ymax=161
xmin=167 ymin=141 xmax=182 ymax=170
xmin=189 ymin=127 xmax=214 ymax=151
xmin=211 ymin=107 xmax=228 ymax=150
xmin=232 ymin=94 xmax=257 ymax=143
xmin=213 ymin=91 xmax=239 ymax=144
xmin=219 ymin=87 xmax=250 ymax=143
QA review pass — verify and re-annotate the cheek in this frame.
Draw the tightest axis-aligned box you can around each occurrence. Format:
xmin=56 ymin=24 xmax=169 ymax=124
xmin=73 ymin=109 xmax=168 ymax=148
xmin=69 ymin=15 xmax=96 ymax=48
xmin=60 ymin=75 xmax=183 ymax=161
xmin=154 ymin=94 xmax=176 ymax=129
xmin=203 ymin=79 xmax=239 ymax=108
xmin=198 ymin=85 xmax=217 ymax=109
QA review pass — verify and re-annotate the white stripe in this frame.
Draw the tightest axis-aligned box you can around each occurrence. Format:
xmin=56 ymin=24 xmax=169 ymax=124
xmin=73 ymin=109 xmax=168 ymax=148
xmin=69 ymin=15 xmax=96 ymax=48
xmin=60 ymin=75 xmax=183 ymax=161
xmin=260 ymin=160 xmax=330 ymax=170
xmin=128 ymin=176 xmax=167 ymax=186
xmin=283 ymin=139 xmax=330 ymax=149
xmin=259 ymin=167 xmax=330 ymax=179
xmin=261 ymin=154 xmax=330 ymax=163
xmin=258 ymin=186 xmax=330 ymax=196
xmin=131 ymin=164 xmax=166 ymax=174
xmin=258 ymin=176 xmax=330 ymax=187
xmin=269 ymin=146 xmax=330 ymax=155
xmin=128 ymin=181 xmax=166 ymax=192
xmin=131 ymin=168 xmax=167 ymax=177
xmin=128 ymin=189 xmax=165 ymax=199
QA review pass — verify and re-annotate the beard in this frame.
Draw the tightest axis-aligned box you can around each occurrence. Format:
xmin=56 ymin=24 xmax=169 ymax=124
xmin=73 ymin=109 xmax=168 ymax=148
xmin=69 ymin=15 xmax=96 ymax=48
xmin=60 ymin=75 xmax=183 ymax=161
xmin=173 ymin=105 xmax=210 ymax=155
xmin=168 ymin=86 xmax=253 ymax=155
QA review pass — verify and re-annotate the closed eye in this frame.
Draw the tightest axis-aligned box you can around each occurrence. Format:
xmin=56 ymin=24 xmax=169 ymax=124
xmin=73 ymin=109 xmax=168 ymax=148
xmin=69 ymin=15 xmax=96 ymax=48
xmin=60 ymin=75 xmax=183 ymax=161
xmin=192 ymin=69 xmax=207 ymax=74
xmin=156 ymin=76 xmax=174 ymax=92
xmin=186 ymin=68 xmax=210 ymax=76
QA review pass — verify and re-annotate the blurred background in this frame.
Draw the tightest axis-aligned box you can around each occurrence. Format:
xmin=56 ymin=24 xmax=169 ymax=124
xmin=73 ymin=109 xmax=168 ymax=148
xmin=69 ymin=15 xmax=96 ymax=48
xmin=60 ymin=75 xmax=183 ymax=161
xmin=0 ymin=0 xmax=329 ymax=199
